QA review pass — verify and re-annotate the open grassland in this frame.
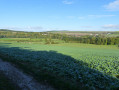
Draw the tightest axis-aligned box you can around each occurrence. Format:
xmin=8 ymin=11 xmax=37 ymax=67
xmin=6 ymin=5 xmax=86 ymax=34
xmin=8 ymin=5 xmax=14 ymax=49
xmin=0 ymin=38 xmax=65 ymax=44
xmin=0 ymin=38 xmax=119 ymax=89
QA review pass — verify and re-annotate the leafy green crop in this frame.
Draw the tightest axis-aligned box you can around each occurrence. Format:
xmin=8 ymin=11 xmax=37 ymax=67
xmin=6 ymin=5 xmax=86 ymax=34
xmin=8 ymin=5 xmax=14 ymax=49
xmin=0 ymin=41 xmax=119 ymax=89
xmin=0 ymin=71 xmax=18 ymax=90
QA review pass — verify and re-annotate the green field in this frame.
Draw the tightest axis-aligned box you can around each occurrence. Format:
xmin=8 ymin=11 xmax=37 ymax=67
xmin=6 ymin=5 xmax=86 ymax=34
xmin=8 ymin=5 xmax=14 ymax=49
xmin=0 ymin=38 xmax=119 ymax=89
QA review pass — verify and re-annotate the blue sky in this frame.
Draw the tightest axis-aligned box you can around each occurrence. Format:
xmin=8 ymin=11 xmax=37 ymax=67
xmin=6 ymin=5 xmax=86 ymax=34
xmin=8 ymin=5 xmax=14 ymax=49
xmin=0 ymin=0 xmax=119 ymax=32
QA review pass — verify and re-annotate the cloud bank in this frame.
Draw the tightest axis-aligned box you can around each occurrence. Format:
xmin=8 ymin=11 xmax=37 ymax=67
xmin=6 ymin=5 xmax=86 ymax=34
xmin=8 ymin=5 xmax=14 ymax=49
xmin=78 ymin=14 xmax=116 ymax=19
xmin=102 ymin=24 xmax=119 ymax=29
xmin=62 ymin=0 xmax=74 ymax=4
xmin=104 ymin=0 xmax=119 ymax=11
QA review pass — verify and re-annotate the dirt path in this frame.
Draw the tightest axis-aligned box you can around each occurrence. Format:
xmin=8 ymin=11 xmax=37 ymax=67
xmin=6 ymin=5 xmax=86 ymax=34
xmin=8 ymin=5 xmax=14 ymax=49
xmin=0 ymin=59 xmax=55 ymax=90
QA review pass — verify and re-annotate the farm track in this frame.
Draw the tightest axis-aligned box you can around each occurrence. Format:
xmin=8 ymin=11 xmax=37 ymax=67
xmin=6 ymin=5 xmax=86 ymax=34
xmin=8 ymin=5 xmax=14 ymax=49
xmin=0 ymin=58 xmax=55 ymax=90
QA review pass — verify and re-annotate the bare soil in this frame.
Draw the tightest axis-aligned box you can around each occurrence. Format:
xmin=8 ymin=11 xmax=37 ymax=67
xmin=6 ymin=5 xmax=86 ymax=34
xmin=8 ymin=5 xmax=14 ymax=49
xmin=0 ymin=58 xmax=55 ymax=90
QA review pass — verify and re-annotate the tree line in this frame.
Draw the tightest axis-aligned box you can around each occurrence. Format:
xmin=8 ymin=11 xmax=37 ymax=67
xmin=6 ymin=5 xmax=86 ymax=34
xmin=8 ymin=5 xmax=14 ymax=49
xmin=0 ymin=29 xmax=119 ymax=46
xmin=62 ymin=35 xmax=119 ymax=45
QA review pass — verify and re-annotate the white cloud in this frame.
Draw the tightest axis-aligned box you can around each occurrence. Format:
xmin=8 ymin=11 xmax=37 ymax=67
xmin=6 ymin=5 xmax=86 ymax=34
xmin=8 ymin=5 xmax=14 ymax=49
xmin=88 ymin=15 xmax=116 ymax=18
xmin=67 ymin=16 xmax=75 ymax=19
xmin=102 ymin=24 xmax=119 ymax=29
xmin=27 ymin=26 xmax=43 ymax=31
xmin=104 ymin=0 xmax=119 ymax=11
xmin=62 ymin=0 xmax=74 ymax=5
xmin=1 ymin=26 xmax=44 ymax=32
xmin=78 ymin=14 xmax=116 ymax=19
xmin=78 ymin=16 xmax=85 ymax=19
xmin=81 ymin=26 xmax=93 ymax=28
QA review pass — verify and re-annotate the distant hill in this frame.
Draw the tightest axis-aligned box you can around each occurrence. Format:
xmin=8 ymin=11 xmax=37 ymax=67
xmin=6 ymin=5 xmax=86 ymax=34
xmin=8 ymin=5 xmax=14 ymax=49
xmin=0 ymin=29 xmax=30 ymax=33
xmin=0 ymin=29 xmax=14 ymax=32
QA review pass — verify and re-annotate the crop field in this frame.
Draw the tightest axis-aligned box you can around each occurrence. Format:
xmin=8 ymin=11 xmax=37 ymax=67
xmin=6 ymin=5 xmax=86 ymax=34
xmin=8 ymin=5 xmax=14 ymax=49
xmin=0 ymin=38 xmax=119 ymax=89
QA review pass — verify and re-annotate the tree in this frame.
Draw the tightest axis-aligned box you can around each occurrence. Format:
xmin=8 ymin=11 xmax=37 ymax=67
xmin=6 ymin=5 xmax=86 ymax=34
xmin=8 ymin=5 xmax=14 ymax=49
xmin=45 ymin=38 xmax=50 ymax=44
xmin=117 ymin=43 xmax=119 ymax=48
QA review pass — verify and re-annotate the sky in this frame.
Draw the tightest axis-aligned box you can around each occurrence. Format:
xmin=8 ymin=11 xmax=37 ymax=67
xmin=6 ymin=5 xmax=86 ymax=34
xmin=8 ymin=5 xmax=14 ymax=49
xmin=0 ymin=0 xmax=119 ymax=32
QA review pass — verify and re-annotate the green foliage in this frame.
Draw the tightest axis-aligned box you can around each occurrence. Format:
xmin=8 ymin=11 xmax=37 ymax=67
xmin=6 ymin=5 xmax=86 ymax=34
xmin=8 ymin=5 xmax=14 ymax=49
xmin=0 ymin=30 xmax=119 ymax=45
xmin=116 ymin=75 xmax=119 ymax=79
xmin=0 ymin=41 xmax=119 ymax=89
xmin=0 ymin=71 xmax=19 ymax=90
xmin=118 ymin=44 xmax=119 ymax=48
